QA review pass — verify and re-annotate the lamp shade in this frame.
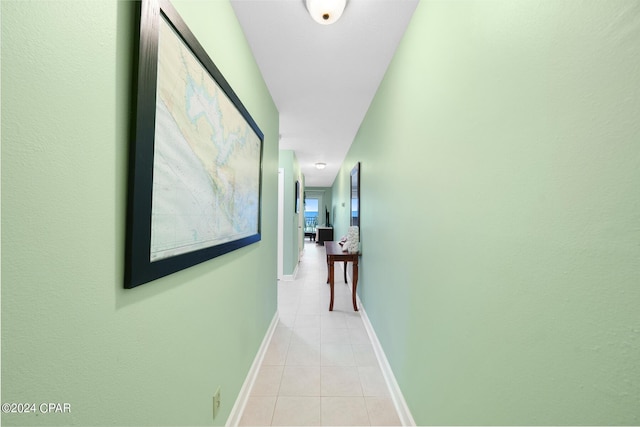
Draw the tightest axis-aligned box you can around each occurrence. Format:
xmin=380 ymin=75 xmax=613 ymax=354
xmin=306 ymin=0 xmax=347 ymax=25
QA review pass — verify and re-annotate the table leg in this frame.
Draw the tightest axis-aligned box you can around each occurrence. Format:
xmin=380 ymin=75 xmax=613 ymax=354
xmin=352 ymin=258 xmax=359 ymax=311
xmin=329 ymin=258 xmax=335 ymax=311
xmin=326 ymin=256 xmax=330 ymax=284
xmin=343 ymin=261 xmax=348 ymax=283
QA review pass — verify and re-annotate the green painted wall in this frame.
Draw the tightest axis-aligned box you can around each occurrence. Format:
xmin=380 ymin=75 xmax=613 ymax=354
xmin=331 ymin=165 xmax=354 ymax=241
xmin=334 ymin=1 xmax=640 ymax=424
xmin=278 ymin=150 xmax=303 ymax=276
xmin=1 ymin=1 xmax=278 ymax=425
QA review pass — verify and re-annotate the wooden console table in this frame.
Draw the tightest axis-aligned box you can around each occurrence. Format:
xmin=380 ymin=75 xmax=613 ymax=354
xmin=325 ymin=241 xmax=360 ymax=311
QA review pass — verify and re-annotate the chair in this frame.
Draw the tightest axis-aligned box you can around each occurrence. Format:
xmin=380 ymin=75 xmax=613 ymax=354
xmin=304 ymin=217 xmax=318 ymax=241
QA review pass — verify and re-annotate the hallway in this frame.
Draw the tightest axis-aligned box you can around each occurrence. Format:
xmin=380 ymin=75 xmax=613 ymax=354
xmin=239 ymin=241 xmax=402 ymax=426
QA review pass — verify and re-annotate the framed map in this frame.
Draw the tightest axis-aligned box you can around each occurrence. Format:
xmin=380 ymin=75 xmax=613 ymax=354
xmin=125 ymin=0 xmax=264 ymax=288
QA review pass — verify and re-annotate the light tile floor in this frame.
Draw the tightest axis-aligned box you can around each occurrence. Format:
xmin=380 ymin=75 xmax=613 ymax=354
xmin=239 ymin=241 xmax=401 ymax=426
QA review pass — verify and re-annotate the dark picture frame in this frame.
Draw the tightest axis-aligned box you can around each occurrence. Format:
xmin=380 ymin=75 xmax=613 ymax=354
xmin=125 ymin=0 xmax=264 ymax=288
xmin=295 ymin=180 xmax=301 ymax=213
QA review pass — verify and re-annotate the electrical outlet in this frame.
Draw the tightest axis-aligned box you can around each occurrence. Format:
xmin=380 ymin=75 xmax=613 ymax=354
xmin=213 ymin=387 xmax=221 ymax=420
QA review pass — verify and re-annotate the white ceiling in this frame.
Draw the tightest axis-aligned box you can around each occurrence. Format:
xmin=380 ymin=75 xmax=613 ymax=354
xmin=231 ymin=0 xmax=419 ymax=187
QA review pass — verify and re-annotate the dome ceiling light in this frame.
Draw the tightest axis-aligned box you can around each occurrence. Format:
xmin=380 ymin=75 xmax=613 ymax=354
xmin=305 ymin=0 xmax=347 ymax=25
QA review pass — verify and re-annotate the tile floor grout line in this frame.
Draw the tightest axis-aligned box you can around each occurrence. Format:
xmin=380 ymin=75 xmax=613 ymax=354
xmin=239 ymin=241 xmax=402 ymax=426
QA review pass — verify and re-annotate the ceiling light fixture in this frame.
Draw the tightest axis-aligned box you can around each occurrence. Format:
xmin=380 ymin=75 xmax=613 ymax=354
xmin=305 ymin=0 xmax=347 ymax=25
xmin=315 ymin=162 xmax=327 ymax=170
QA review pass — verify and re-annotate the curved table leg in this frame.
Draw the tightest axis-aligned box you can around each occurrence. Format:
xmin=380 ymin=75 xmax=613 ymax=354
xmin=329 ymin=259 xmax=335 ymax=311
xmin=326 ymin=257 xmax=330 ymax=284
xmin=352 ymin=259 xmax=359 ymax=311
xmin=343 ymin=261 xmax=348 ymax=283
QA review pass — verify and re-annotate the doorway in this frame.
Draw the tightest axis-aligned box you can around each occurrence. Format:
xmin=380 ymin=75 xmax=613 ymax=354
xmin=304 ymin=197 xmax=318 ymax=242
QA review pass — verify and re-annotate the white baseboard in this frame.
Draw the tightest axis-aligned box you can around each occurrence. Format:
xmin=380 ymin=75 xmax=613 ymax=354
xmin=226 ymin=312 xmax=279 ymax=427
xmin=343 ymin=264 xmax=416 ymax=426
xmin=358 ymin=301 xmax=416 ymax=426
xmin=279 ymin=263 xmax=299 ymax=282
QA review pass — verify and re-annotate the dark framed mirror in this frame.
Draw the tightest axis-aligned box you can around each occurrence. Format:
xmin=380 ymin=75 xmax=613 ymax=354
xmin=350 ymin=162 xmax=360 ymax=228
